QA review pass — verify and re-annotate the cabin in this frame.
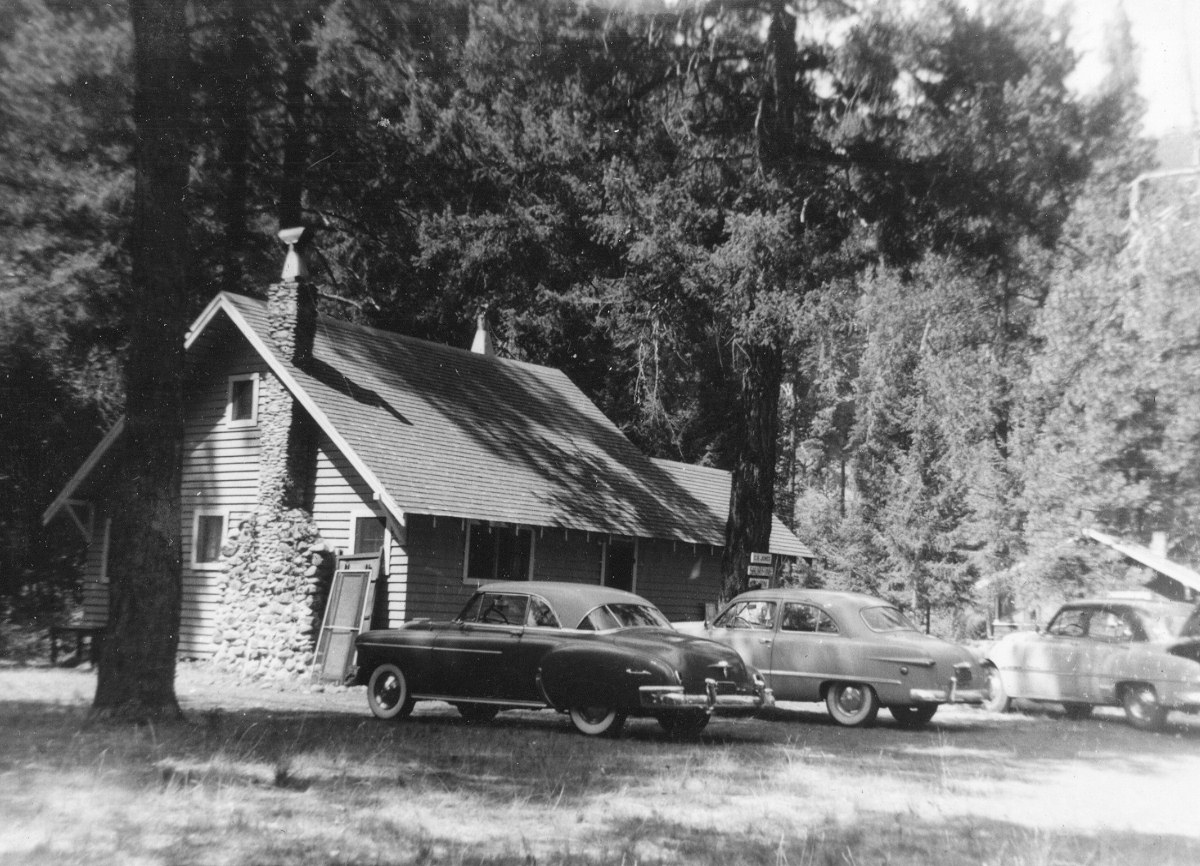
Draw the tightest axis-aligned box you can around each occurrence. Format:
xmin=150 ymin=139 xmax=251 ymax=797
xmin=43 ymin=238 xmax=812 ymax=677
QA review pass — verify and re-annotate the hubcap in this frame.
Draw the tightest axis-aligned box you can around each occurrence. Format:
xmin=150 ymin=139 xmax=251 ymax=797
xmin=1130 ymin=688 xmax=1154 ymax=718
xmin=838 ymin=687 xmax=865 ymax=714
xmin=376 ymin=675 xmax=400 ymax=709
xmin=579 ymin=706 xmax=610 ymax=724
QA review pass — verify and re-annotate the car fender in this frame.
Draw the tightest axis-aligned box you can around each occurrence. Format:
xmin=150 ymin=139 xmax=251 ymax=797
xmin=538 ymin=643 xmax=674 ymax=712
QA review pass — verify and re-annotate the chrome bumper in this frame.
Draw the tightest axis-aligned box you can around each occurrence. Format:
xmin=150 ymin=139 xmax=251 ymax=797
xmin=640 ymin=676 xmax=775 ymax=713
xmin=909 ymin=676 xmax=986 ymax=704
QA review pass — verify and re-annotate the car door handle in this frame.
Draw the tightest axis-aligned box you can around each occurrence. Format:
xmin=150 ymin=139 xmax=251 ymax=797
xmin=759 ymin=638 xmax=773 ymax=645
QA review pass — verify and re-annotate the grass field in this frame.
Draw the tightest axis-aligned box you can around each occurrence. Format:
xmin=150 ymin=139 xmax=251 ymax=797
xmin=2 ymin=664 xmax=1200 ymax=865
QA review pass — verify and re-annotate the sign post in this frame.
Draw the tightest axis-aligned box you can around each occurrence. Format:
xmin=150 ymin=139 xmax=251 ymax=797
xmin=747 ymin=552 xmax=774 ymax=590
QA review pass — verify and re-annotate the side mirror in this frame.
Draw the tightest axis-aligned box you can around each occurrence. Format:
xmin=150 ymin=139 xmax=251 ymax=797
xmin=703 ymin=619 xmax=711 ymax=630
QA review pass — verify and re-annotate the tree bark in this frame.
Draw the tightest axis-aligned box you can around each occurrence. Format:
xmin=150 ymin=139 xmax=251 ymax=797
xmin=218 ymin=0 xmax=254 ymax=292
xmin=720 ymin=2 xmax=797 ymax=601
xmin=721 ymin=342 xmax=784 ymax=602
xmin=279 ymin=9 xmax=315 ymax=228
xmin=92 ymin=0 xmax=190 ymax=723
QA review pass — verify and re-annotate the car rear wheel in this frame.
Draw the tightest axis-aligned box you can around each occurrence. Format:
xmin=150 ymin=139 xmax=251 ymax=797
xmin=455 ymin=703 xmax=500 ymax=725
xmin=825 ymin=682 xmax=879 ymax=727
xmin=367 ymin=663 xmax=415 ymax=720
xmin=1121 ymin=684 xmax=1168 ymax=732
xmin=657 ymin=710 xmax=710 ymax=738
xmin=568 ymin=704 xmax=627 ymax=737
xmin=1062 ymin=702 xmax=1092 ymax=721
xmin=982 ymin=664 xmax=1011 ymax=714
xmin=889 ymin=704 xmax=938 ymax=728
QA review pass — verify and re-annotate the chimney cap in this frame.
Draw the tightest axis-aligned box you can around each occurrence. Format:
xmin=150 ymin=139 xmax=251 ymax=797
xmin=471 ymin=310 xmax=495 ymax=356
xmin=278 ymin=226 xmax=309 ymax=281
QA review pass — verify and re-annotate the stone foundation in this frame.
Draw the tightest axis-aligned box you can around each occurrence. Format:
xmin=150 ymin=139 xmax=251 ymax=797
xmin=211 ymin=509 xmax=334 ymax=679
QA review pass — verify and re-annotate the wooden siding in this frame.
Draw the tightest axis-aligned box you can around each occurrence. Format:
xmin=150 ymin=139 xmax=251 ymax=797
xmin=532 ymin=528 xmax=605 ymax=584
xmin=79 ymin=512 xmax=109 ymax=627
xmin=310 ymin=434 xmax=408 ymax=627
xmin=634 ymin=539 xmax=722 ymax=622
xmin=178 ymin=342 xmax=266 ymax=658
xmin=404 ymin=514 xmax=476 ymax=621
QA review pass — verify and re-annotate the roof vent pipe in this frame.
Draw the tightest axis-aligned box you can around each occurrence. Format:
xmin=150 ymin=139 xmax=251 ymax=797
xmin=471 ymin=310 xmax=495 ymax=356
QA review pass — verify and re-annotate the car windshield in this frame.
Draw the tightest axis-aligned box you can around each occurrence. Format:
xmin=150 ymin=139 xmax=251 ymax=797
xmin=577 ymin=603 xmax=672 ymax=631
xmin=1183 ymin=607 xmax=1200 ymax=639
xmin=860 ymin=606 xmax=919 ymax=633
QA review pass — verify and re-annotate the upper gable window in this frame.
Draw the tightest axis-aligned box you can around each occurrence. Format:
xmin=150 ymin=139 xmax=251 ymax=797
xmin=226 ymin=374 xmax=258 ymax=427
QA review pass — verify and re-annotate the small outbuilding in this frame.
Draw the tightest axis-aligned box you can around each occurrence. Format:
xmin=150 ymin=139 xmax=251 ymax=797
xmin=44 ymin=246 xmax=811 ymax=676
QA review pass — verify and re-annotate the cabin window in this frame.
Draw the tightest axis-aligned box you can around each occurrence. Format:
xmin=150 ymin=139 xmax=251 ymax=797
xmin=226 ymin=374 xmax=258 ymax=427
xmin=463 ymin=523 xmax=534 ymax=583
xmin=352 ymin=514 xmax=386 ymax=554
xmin=192 ymin=512 xmax=226 ymax=568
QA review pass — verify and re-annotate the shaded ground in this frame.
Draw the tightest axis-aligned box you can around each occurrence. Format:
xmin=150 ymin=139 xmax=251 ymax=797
xmin=2 ymin=662 xmax=1199 ymax=865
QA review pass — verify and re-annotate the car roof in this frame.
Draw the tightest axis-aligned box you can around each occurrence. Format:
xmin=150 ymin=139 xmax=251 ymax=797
xmin=1058 ymin=598 xmax=1195 ymax=616
xmin=473 ymin=580 xmax=653 ymax=629
xmin=724 ymin=587 xmax=896 ymax=614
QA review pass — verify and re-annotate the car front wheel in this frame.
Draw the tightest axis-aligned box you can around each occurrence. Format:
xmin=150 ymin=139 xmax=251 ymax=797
xmin=657 ymin=710 xmax=710 ymax=738
xmin=982 ymin=663 xmax=1011 ymax=714
xmin=568 ymin=704 xmax=627 ymax=737
xmin=889 ymin=704 xmax=938 ymax=728
xmin=1121 ymin=684 xmax=1168 ymax=732
xmin=825 ymin=682 xmax=879 ymax=727
xmin=367 ymin=663 xmax=415 ymax=720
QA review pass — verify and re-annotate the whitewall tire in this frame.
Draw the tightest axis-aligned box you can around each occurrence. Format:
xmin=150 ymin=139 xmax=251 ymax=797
xmin=367 ymin=663 xmax=415 ymax=720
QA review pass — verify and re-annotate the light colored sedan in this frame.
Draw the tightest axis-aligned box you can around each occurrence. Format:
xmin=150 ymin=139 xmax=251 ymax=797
xmin=983 ymin=597 xmax=1200 ymax=730
xmin=676 ymin=588 xmax=986 ymax=727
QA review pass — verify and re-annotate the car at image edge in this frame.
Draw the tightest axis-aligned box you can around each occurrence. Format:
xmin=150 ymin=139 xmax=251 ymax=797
xmin=675 ymin=587 xmax=986 ymax=727
xmin=351 ymin=580 xmax=773 ymax=737
xmin=983 ymin=596 xmax=1200 ymax=730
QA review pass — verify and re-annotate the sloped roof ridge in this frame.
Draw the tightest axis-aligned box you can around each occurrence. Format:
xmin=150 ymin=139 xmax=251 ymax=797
xmin=225 ymin=291 xmax=562 ymax=377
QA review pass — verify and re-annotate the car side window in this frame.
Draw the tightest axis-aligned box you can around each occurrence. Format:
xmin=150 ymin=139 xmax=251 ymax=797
xmin=525 ymin=596 xmax=560 ymax=628
xmin=475 ymin=593 xmax=528 ymax=626
xmin=780 ymin=603 xmax=839 ymax=634
xmin=1087 ymin=610 xmax=1129 ymax=642
xmin=714 ymin=600 xmax=776 ymax=630
xmin=1047 ymin=608 xmax=1089 ymax=637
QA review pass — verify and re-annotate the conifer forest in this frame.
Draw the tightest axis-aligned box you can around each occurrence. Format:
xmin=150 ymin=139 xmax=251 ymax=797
xmin=1 ymin=0 xmax=1191 ymax=642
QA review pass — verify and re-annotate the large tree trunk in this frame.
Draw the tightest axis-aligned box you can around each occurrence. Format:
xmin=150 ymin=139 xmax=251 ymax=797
xmin=279 ymin=8 xmax=315 ymax=228
xmin=218 ymin=0 xmax=254 ymax=292
xmin=720 ymin=342 xmax=784 ymax=602
xmin=92 ymin=0 xmax=191 ymax=722
xmin=720 ymin=2 xmax=797 ymax=601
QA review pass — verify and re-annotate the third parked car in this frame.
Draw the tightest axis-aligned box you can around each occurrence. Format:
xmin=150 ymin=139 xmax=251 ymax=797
xmin=983 ymin=596 xmax=1200 ymax=730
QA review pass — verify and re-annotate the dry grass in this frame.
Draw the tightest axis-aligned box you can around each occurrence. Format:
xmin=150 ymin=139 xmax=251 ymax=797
xmin=2 ymin=665 xmax=1200 ymax=865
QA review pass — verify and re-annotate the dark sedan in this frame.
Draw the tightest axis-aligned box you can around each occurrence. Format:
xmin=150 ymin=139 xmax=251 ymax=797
xmin=352 ymin=581 xmax=773 ymax=737
xmin=676 ymin=588 xmax=986 ymax=727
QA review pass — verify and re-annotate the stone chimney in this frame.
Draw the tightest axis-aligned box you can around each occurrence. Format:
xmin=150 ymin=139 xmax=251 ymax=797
xmin=471 ymin=310 xmax=495 ymax=356
xmin=211 ymin=225 xmax=330 ymax=679
xmin=266 ymin=226 xmax=317 ymax=366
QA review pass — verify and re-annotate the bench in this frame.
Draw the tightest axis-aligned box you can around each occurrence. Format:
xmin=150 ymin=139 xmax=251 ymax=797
xmin=49 ymin=624 xmax=105 ymax=666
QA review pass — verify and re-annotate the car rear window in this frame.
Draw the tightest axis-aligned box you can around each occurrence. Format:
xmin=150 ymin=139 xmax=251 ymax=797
xmin=860 ymin=606 xmax=918 ymax=633
xmin=577 ymin=603 xmax=671 ymax=631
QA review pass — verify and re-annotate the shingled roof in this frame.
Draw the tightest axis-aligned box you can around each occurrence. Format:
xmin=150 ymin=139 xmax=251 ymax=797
xmin=50 ymin=291 xmax=812 ymax=559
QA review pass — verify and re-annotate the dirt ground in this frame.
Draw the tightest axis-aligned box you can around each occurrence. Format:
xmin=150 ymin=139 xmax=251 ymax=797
xmin=3 ymin=661 xmax=1200 ymax=864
